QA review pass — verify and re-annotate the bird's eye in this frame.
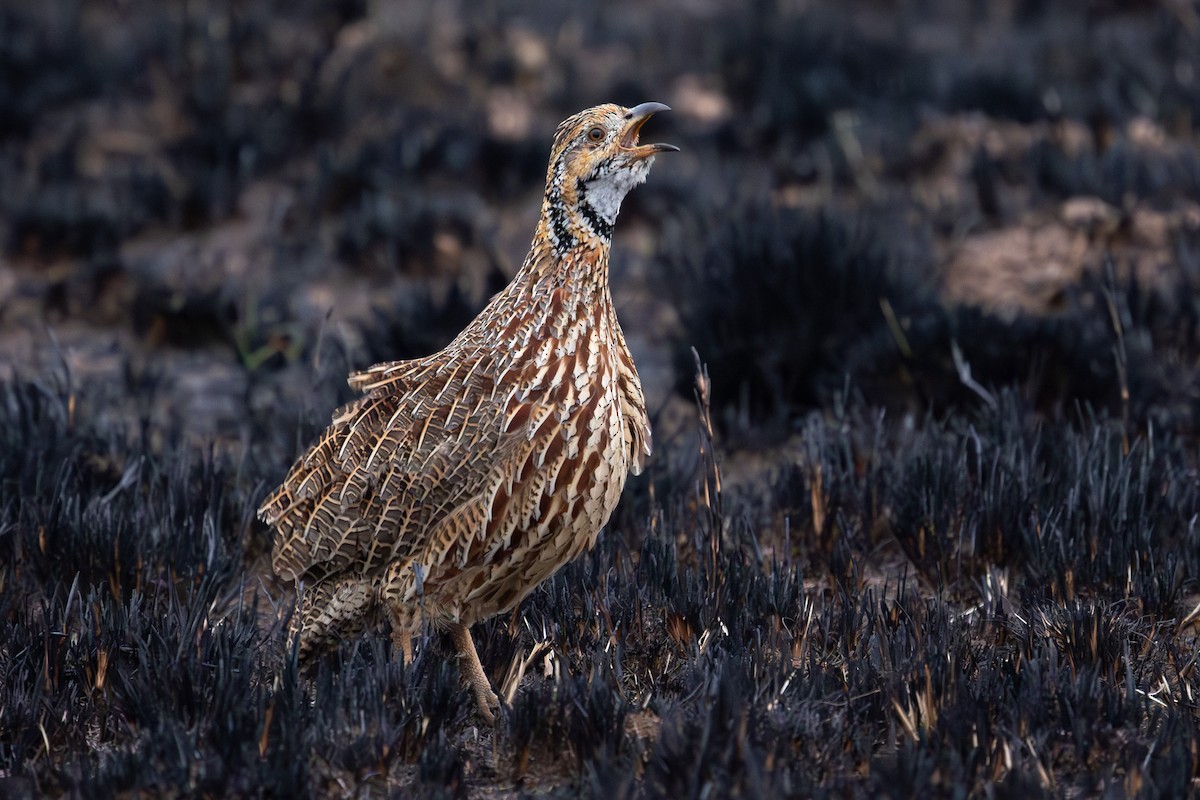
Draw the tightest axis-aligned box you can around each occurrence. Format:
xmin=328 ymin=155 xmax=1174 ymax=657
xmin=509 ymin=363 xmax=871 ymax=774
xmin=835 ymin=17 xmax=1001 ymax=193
xmin=587 ymin=127 xmax=605 ymax=142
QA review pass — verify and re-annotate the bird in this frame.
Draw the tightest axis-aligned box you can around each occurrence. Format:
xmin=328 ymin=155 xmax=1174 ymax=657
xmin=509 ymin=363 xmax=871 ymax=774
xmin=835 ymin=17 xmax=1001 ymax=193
xmin=258 ymin=102 xmax=678 ymax=720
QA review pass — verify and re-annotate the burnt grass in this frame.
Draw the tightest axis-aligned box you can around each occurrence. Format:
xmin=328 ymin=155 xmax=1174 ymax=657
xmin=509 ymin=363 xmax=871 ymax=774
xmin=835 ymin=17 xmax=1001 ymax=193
xmin=4 ymin=1 xmax=1200 ymax=797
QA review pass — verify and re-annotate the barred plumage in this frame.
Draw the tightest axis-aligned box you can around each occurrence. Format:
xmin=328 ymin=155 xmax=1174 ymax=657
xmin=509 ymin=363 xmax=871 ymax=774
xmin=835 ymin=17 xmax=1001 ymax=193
xmin=259 ymin=102 xmax=677 ymax=719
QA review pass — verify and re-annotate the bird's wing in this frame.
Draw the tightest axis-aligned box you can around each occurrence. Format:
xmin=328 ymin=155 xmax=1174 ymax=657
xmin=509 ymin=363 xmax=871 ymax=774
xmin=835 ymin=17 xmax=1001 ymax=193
xmin=260 ymin=352 xmax=520 ymax=584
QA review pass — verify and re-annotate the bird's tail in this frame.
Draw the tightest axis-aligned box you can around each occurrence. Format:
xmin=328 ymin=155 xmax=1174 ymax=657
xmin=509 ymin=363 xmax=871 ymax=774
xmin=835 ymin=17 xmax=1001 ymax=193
xmin=290 ymin=578 xmax=377 ymax=660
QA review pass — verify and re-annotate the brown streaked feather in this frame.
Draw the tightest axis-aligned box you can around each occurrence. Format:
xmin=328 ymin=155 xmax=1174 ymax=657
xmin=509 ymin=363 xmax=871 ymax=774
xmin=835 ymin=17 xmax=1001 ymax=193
xmin=266 ymin=365 xmax=521 ymax=584
xmin=258 ymin=103 xmax=670 ymax=696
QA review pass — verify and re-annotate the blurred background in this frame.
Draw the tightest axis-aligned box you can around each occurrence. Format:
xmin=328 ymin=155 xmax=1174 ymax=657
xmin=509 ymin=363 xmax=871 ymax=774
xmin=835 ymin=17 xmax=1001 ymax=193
xmin=4 ymin=0 xmax=1199 ymax=453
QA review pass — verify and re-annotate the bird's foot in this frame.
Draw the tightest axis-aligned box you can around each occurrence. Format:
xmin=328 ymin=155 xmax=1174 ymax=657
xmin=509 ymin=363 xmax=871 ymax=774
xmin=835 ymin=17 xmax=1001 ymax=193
xmin=451 ymin=621 xmax=500 ymax=724
xmin=470 ymin=678 xmax=500 ymax=724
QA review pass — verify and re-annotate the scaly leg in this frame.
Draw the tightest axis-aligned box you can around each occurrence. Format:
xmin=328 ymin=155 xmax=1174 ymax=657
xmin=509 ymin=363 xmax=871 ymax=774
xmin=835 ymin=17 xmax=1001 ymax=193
xmin=451 ymin=621 xmax=499 ymax=722
xmin=393 ymin=626 xmax=413 ymax=665
xmin=388 ymin=603 xmax=414 ymax=665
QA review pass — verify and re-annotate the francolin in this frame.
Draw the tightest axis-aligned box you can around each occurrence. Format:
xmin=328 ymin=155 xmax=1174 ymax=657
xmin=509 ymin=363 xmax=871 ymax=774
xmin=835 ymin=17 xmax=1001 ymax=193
xmin=259 ymin=103 xmax=677 ymax=720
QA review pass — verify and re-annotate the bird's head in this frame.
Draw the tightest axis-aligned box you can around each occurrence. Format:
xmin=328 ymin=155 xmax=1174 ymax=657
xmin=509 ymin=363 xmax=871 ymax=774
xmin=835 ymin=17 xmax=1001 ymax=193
xmin=541 ymin=102 xmax=678 ymax=251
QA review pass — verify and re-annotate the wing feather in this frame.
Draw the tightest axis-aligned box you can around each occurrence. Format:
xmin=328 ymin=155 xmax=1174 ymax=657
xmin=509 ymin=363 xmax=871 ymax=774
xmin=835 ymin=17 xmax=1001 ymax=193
xmin=260 ymin=351 xmax=519 ymax=585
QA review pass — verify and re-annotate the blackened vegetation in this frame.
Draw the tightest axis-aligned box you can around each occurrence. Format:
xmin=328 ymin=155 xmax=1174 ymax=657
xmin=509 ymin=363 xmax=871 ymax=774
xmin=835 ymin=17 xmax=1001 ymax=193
xmin=501 ymin=384 xmax=1200 ymax=798
xmin=718 ymin=10 xmax=927 ymax=150
xmin=9 ymin=362 xmax=1198 ymax=796
xmin=668 ymin=201 xmax=1200 ymax=441
xmin=0 ymin=379 xmax=476 ymax=798
xmin=0 ymin=386 xmax=1198 ymax=795
xmin=663 ymin=203 xmax=938 ymax=437
xmin=4 ymin=0 xmax=1200 ymax=797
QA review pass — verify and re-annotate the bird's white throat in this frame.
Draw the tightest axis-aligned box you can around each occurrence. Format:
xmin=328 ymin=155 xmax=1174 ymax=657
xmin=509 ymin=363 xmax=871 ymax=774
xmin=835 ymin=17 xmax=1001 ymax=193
xmin=582 ymin=157 xmax=653 ymax=225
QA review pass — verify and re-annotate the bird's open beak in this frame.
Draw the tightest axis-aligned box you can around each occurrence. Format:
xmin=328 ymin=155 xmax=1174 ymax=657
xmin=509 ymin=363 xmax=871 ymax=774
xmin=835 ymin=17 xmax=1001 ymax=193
xmin=620 ymin=102 xmax=680 ymax=158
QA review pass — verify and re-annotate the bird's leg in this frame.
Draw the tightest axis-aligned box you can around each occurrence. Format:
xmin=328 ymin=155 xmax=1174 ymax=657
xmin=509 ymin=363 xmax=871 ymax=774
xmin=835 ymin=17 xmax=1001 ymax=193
xmin=388 ymin=604 xmax=414 ymax=664
xmin=450 ymin=621 xmax=499 ymax=722
xmin=394 ymin=626 xmax=413 ymax=665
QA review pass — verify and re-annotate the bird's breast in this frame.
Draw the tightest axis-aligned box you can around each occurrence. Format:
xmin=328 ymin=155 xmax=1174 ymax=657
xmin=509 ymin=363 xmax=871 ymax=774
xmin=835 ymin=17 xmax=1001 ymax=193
xmin=495 ymin=286 xmax=633 ymax=538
